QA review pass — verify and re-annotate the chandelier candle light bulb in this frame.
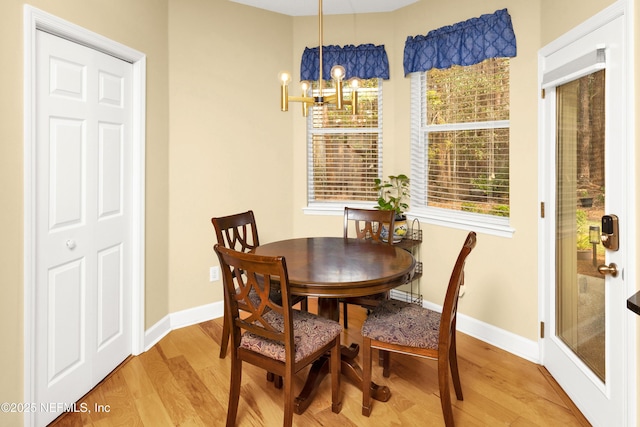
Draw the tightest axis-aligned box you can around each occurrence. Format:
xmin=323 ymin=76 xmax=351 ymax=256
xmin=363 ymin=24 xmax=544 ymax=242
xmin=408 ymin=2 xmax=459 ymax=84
xmin=279 ymin=72 xmax=290 ymax=111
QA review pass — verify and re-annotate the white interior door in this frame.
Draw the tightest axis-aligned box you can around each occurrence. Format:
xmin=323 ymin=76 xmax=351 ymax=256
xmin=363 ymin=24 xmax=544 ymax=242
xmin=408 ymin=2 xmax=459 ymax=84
xmin=34 ymin=30 xmax=132 ymax=426
xmin=539 ymin=6 xmax=632 ymax=426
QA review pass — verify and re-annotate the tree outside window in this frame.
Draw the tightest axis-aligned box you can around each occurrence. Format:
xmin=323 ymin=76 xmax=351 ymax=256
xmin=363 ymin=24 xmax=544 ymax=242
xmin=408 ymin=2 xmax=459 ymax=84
xmin=412 ymin=57 xmax=511 ymax=222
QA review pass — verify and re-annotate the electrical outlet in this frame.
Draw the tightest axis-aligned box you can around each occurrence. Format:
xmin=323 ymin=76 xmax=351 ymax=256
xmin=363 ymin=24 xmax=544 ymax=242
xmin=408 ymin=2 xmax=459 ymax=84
xmin=209 ymin=266 xmax=220 ymax=282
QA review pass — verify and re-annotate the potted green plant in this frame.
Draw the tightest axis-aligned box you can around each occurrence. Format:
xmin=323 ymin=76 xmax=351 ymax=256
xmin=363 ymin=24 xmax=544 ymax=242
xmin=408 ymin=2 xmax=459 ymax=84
xmin=374 ymin=174 xmax=410 ymax=242
xmin=578 ymin=189 xmax=593 ymax=208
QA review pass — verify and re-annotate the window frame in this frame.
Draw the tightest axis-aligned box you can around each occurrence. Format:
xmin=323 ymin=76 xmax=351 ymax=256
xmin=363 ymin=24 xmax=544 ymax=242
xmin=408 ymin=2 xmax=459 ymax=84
xmin=409 ymin=71 xmax=515 ymax=237
xmin=304 ymin=79 xmax=383 ymax=215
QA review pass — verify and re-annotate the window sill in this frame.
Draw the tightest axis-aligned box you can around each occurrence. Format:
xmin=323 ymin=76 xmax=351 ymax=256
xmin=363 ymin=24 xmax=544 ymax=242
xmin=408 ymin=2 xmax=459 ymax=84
xmin=303 ymin=204 xmax=514 ymax=238
xmin=409 ymin=208 xmax=515 ymax=238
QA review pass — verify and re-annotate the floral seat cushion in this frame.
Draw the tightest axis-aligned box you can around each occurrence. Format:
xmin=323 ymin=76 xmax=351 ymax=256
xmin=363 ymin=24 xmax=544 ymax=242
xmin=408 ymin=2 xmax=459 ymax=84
xmin=240 ymin=310 xmax=343 ymax=363
xmin=361 ymin=299 xmax=440 ymax=349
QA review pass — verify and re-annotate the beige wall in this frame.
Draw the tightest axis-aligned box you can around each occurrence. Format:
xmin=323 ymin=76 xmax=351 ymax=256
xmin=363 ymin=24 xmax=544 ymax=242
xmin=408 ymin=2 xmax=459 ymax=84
xmin=0 ymin=3 xmax=27 ymax=424
xmin=540 ymin=0 xmax=617 ymax=44
xmin=167 ymin=0 xmax=295 ymax=312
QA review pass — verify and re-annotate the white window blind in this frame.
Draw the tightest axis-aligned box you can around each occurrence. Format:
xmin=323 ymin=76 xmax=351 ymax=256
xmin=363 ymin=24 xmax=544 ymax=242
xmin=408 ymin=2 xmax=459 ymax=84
xmin=410 ymin=58 xmax=513 ymax=235
xmin=307 ymin=80 xmax=383 ymax=204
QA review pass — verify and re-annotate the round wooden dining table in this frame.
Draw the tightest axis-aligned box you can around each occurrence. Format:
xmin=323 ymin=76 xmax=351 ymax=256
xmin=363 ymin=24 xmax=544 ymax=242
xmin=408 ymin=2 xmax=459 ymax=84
xmin=254 ymin=237 xmax=416 ymax=415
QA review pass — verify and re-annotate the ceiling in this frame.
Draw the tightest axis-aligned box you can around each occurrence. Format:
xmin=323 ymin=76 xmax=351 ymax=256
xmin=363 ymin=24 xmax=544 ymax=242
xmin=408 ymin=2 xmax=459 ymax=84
xmin=229 ymin=0 xmax=419 ymax=16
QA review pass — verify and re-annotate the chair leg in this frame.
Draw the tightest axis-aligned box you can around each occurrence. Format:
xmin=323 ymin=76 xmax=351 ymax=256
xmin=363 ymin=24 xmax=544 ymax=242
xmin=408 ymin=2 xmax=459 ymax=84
xmin=449 ymin=337 xmax=463 ymax=400
xmin=331 ymin=337 xmax=343 ymax=413
xmin=226 ymin=356 xmax=242 ymax=427
xmin=380 ymin=350 xmax=391 ymax=378
xmin=219 ymin=311 xmax=230 ymax=358
xmin=283 ymin=369 xmax=294 ymax=427
xmin=343 ymin=302 xmax=349 ymax=329
xmin=361 ymin=337 xmax=373 ymax=416
xmin=220 ymin=291 xmax=230 ymax=359
xmin=274 ymin=375 xmax=283 ymax=389
xmin=438 ymin=356 xmax=455 ymax=427
xmin=300 ymin=297 xmax=308 ymax=312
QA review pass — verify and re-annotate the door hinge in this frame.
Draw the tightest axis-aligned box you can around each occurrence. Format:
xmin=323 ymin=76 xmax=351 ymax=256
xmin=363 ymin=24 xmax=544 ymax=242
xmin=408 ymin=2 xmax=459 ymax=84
xmin=541 ymin=88 xmax=546 ymax=99
xmin=540 ymin=202 xmax=545 ymax=218
xmin=540 ymin=321 xmax=545 ymax=338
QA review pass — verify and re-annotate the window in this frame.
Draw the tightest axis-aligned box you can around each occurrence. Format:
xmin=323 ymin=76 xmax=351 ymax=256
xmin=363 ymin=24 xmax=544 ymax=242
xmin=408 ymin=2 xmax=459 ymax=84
xmin=411 ymin=57 xmax=513 ymax=235
xmin=307 ymin=79 xmax=382 ymax=208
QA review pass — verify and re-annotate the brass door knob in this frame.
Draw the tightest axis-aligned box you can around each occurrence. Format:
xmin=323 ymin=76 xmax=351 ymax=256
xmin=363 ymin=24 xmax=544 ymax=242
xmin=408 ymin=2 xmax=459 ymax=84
xmin=597 ymin=263 xmax=618 ymax=277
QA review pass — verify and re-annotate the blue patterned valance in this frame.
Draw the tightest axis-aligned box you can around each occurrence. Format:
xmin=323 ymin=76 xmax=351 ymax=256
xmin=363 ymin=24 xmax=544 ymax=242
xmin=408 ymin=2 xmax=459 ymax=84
xmin=300 ymin=44 xmax=389 ymax=81
xmin=403 ymin=9 xmax=517 ymax=75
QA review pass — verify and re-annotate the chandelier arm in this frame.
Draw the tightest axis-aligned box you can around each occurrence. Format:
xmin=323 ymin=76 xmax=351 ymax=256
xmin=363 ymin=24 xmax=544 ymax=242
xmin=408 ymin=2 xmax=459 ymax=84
xmin=323 ymin=93 xmax=337 ymax=103
xmin=288 ymin=96 xmax=315 ymax=104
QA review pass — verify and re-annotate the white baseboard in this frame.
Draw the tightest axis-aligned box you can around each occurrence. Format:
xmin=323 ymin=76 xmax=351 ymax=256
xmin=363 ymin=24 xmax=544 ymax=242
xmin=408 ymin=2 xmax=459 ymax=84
xmin=391 ymin=290 xmax=540 ymax=364
xmin=143 ymin=300 xmax=224 ymax=351
xmin=455 ymin=310 xmax=540 ymax=363
xmin=170 ymin=301 xmax=223 ymax=330
xmin=144 ymin=314 xmax=171 ymax=351
xmin=144 ymin=296 xmax=540 ymax=364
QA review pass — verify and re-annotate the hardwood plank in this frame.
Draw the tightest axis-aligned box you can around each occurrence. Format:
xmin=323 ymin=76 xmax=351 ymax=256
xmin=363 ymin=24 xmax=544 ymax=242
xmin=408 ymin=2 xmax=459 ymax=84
xmin=198 ymin=318 xmax=223 ymax=344
xmin=120 ymin=356 xmax=156 ymax=400
xmin=132 ymin=392 xmax=174 ymax=426
xmin=138 ymin=347 xmax=203 ymax=425
xmin=165 ymin=355 xmax=227 ymax=423
xmin=92 ymin=371 xmax=143 ymax=426
xmin=162 ymin=325 xmax=219 ymax=371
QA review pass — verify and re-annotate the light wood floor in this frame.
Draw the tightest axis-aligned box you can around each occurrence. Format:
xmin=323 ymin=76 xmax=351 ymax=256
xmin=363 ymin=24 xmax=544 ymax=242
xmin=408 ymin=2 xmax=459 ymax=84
xmin=51 ymin=299 xmax=590 ymax=426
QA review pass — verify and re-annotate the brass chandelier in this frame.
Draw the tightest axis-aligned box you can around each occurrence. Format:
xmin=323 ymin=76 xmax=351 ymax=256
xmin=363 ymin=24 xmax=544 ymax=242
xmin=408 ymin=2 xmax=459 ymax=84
xmin=279 ymin=0 xmax=360 ymax=116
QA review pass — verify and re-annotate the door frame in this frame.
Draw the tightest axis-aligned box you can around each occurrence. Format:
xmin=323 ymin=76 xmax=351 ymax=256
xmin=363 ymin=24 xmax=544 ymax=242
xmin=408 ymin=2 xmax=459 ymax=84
xmin=23 ymin=6 xmax=146 ymax=426
xmin=537 ymin=1 xmax=636 ymax=425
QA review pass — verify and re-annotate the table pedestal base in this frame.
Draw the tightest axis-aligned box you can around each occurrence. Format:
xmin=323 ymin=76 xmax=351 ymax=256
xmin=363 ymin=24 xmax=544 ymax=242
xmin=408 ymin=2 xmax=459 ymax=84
xmin=293 ymin=343 xmax=391 ymax=415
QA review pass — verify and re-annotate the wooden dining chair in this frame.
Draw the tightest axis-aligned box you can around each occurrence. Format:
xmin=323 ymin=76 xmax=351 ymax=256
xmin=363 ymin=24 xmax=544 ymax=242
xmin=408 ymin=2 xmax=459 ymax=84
xmin=214 ymin=244 xmax=343 ymax=427
xmin=340 ymin=207 xmax=395 ymax=329
xmin=211 ymin=210 xmax=307 ymax=358
xmin=360 ymin=231 xmax=476 ymax=426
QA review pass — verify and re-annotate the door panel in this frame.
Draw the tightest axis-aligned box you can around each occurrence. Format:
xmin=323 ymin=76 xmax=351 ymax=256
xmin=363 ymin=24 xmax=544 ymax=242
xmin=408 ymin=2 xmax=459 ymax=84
xmin=97 ymin=244 xmax=123 ymax=349
xmin=50 ymin=56 xmax=85 ymax=100
xmin=49 ymin=118 xmax=85 ymax=228
xmin=98 ymin=123 xmax=124 ymax=216
xmin=48 ymin=259 xmax=86 ymax=385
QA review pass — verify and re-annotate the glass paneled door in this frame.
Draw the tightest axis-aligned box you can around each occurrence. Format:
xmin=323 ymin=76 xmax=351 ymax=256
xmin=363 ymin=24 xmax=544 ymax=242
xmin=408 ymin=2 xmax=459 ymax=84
xmin=539 ymin=7 xmax=630 ymax=426
xmin=555 ymin=70 xmax=605 ymax=382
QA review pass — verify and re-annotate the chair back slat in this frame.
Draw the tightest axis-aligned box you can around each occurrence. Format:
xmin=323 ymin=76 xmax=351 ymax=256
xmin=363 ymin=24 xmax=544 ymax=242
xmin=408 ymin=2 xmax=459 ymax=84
xmin=343 ymin=207 xmax=395 ymax=244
